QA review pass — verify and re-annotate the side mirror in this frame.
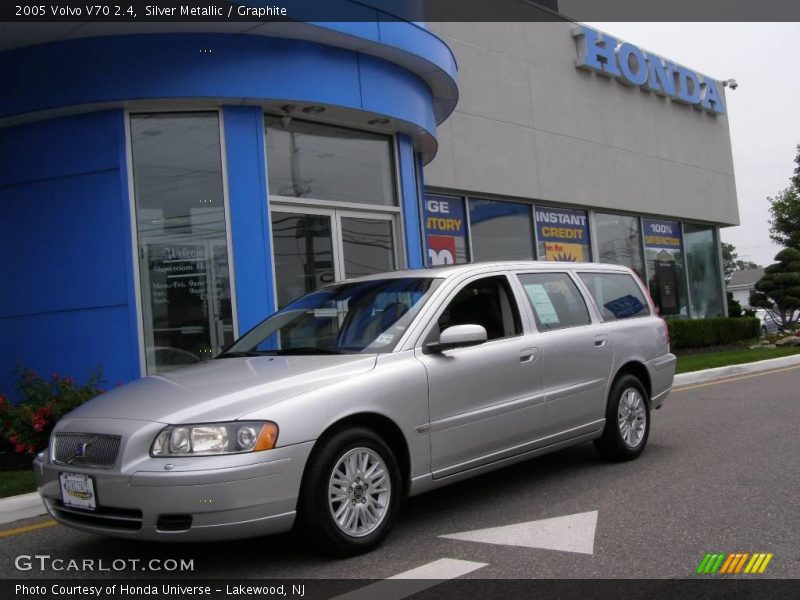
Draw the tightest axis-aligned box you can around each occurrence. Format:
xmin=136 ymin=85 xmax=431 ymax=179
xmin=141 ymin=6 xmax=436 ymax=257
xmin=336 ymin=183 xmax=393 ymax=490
xmin=426 ymin=324 xmax=488 ymax=353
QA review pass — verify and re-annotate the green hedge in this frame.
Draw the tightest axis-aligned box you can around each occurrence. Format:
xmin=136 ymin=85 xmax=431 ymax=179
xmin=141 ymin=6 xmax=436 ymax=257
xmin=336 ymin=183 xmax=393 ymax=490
xmin=667 ymin=317 xmax=761 ymax=350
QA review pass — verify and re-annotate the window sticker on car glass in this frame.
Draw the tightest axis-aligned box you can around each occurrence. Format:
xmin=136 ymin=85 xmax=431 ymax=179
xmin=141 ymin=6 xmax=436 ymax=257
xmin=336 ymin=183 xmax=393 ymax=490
xmin=375 ymin=333 xmax=394 ymax=345
xmin=604 ymin=295 xmax=645 ymax=319
xmin=525 ymin=284 xmax=560 ymax=325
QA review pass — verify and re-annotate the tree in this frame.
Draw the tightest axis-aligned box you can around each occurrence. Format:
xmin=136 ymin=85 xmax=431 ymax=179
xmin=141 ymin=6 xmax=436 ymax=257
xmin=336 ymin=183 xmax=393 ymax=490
xmin=722 ymin=241 xmax=761 ymax=283
xmin=750 ymin=248 xmax=800 ymax=328
xmin=768 ymin=144 xmax=800 ymax=249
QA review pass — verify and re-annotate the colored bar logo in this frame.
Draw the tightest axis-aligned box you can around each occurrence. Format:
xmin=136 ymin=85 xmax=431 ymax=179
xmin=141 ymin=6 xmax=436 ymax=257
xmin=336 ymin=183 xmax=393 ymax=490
xmin=696 ymin=552 xmax=773 ymax=574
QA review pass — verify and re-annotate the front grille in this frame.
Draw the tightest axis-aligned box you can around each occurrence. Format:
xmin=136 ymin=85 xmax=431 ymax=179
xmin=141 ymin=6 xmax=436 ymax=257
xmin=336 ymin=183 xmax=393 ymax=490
xmin=53 ymin=433 xmax=121 ymax=468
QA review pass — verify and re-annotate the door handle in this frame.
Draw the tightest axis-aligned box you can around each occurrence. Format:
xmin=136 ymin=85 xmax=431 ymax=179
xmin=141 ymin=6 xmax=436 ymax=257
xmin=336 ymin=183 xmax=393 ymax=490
xmin=594 ymin=335 xmax=608 ymax=348
xmin=520 ymin=347 xmax=539 ymax=363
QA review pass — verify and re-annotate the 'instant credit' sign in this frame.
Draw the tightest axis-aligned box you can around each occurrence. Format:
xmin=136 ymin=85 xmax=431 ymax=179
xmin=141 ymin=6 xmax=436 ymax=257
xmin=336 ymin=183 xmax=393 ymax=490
xmin=535 ymin=207 xmax=589 ymax=262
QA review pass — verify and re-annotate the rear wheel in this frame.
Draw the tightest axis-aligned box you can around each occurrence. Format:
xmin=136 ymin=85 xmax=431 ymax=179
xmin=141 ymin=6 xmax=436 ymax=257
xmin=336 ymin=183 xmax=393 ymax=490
xmin=594 ymin=374 xmax=650 ymax=461
xmin=298 ymin=427 xmax=401 ymax=556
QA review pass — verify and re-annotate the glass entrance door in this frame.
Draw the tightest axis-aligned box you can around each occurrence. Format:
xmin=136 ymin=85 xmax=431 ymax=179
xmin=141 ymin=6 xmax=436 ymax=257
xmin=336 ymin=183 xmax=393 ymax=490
xmin=140 ymin=239 xmax=234 ymax=372
xmin=271 ymin=208 xmax=398 ymax=308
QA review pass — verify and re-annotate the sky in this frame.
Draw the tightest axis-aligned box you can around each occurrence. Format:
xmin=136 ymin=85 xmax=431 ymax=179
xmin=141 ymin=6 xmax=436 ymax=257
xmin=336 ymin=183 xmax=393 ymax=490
xmin=585 ymin=22 xmax=800 ymax=267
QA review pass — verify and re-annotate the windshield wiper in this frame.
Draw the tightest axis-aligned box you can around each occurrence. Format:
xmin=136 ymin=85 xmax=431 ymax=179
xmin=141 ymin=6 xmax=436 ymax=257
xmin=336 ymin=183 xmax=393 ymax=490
xmin=272 ymin=347 xmax=351 ymax=355
xmin=216 ymin=350 xmax=269 ymax=359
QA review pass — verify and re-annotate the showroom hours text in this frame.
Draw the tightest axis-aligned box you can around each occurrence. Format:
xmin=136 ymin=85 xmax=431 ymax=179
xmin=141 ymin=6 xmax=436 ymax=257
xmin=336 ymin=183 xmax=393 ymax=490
xmin=15 ymin=4 xmax=138 ymax=17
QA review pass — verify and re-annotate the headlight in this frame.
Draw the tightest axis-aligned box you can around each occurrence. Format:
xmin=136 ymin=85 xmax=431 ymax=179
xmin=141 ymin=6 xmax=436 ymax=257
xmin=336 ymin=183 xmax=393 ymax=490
xmin=151 ymin=421 xmax=278 ymax=457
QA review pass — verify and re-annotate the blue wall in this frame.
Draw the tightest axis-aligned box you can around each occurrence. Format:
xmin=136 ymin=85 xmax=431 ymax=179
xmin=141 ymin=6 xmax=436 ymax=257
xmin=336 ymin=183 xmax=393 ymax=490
xmin=0 ymin=110 xmax=140 ymax=397
xmin=0 ymin=27 xmax=456 ymax=394
xmin=0 ymin=34 xmax=439 ymax=140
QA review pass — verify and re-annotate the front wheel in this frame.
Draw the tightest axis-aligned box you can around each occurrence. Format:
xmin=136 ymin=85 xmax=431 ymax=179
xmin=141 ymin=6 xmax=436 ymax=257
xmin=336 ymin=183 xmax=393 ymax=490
xmin=594 ymin=374 xmax=650 ymax=461
xmin=298 ymin=427 xmax=401 ymax=556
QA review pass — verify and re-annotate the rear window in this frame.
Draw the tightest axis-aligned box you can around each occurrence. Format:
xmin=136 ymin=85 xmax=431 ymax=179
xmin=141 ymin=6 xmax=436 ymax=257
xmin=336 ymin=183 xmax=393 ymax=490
xmin=578 ymin=272 xmax=650 ymax=321
xmin=517 ymin=273 xmax=591 ymax=331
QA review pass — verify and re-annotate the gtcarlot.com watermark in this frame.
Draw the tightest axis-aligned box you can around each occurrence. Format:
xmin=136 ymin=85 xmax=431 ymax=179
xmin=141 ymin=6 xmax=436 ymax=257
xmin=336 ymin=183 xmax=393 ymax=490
xmin=14 ymin=554 xmax=194 ymax=572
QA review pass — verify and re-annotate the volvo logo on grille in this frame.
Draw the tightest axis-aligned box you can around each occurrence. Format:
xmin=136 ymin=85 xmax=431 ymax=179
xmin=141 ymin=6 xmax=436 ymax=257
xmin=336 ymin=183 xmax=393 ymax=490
xmin=67 ymin=437 xmax=97 ymax=464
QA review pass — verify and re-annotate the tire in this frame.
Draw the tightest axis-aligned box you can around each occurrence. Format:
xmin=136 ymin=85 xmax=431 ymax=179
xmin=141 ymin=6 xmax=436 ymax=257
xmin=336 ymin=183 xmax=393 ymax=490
xmin=594 ymin=374 xmax=650 ymax=461
xmin=297 ymin=427 xmax=402 ymax=556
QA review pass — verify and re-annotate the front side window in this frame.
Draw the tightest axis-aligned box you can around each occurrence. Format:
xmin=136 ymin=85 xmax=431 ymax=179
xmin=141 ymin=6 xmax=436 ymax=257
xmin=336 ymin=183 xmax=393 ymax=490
xmin=518 ymin=273 xmax=591 ymax=331
xmin=578 ymin=272 xmax=650 ymax=321
xmin=130 ymin=113 xmax=234 ymax=373
xmin=224 ymin=278 xmax=441 ymax=355
xmin=435 ymin=276 xmax=522 ymax=341
xmin=264 ymin=116 xmax=395 ymax=206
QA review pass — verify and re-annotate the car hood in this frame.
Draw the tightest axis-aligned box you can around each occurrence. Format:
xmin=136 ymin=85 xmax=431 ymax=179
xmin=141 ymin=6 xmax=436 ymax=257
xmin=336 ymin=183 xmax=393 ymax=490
xmin=66 ymin=355 xmax=377 ymax=424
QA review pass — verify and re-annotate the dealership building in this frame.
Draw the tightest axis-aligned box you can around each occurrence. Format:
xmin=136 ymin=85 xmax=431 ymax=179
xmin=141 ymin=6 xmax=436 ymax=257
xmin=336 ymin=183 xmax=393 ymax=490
xmin=0 ymin=12 xmax=740 ymax=393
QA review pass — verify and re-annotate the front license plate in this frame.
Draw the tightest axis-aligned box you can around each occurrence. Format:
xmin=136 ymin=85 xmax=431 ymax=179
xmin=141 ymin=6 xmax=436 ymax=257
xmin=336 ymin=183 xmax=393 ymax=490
xmin=59 ymin=472 xmax=96 ymax=511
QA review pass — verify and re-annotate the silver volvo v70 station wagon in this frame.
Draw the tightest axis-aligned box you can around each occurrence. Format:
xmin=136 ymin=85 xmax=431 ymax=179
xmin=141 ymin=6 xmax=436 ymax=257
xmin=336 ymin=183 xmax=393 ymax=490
xmin=35 ymin=262 xmax=676 ymax=555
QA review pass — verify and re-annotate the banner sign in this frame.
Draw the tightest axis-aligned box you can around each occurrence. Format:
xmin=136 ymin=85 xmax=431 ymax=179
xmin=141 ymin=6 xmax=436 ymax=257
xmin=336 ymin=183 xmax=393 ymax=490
xmin=423 ymin=195 xmax=467 ymax=266
xmin=642 ymin=219 xmax=682 ymax=250
xmin=535 ymin=207 xmax=589 ymax=262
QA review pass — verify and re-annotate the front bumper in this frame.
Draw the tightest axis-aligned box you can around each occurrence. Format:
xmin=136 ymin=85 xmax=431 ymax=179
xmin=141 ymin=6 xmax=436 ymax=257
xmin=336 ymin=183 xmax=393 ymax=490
xmin=34 ymin=421 xmax=315 ymax=541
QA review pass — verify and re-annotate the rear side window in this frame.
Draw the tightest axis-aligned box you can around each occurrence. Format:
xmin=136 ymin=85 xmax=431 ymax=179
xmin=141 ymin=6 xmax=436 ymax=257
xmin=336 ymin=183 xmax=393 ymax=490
xmin=517 ymin=273 xmax=591 ymax=331
xmin=578 ymin=272 xmax=650 ymax=321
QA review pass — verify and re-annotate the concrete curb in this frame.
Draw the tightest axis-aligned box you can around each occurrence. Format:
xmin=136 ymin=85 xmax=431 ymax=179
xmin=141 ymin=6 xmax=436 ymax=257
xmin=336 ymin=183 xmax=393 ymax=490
xmin=0 ymin=492 xmax=46 ymax=525
xmin=673 ymin=353 xmax=800 ymax=387
xmin=1 ymin=353 xmax=799 ymax=527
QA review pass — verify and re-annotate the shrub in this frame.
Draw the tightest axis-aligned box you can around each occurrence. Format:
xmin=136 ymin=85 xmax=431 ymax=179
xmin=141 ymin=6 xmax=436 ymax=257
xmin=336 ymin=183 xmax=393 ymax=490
xmin=667 ymin=317 xmax=761 ymax=350
xmin=0 ymin=367 xmax=103 ymax=455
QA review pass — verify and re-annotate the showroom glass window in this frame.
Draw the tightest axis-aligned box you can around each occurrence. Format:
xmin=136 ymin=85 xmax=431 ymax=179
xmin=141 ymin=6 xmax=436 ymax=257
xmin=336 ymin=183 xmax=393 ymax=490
xmin=642 ymin=219 xmax=689 ymax=318
xmin=130 ymin=113 xmax=234 ymax=374
xmin=534 ymin=206 xmax=591 ymax=262
xmin=265 ymin=117 xmax=399 ymax=307
xmin=468 ymin=198 xmax=534 ymax=262
xmin=684 ymin=224 xmax=724 ymax=318
xmin=593 ymin=212 xmax=645 ymax=279
xmin=264 ymin=116 xmax=395 ymax=206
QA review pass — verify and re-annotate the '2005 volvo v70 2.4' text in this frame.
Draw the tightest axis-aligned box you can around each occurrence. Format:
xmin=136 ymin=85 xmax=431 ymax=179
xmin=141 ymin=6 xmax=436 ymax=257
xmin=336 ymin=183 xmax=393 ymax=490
xmin=35 ymin=262 xmax=675 ymax=555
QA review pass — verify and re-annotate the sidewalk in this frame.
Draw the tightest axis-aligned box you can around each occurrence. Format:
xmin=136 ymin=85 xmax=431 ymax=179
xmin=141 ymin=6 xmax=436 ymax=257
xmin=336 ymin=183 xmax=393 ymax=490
xmin=672 ymin=352 xmax=800 ymax=386
xmin=0 ymin=492 xmax=45 ymax=525
xmin=2 ymin=353 xmax=800 ymax=527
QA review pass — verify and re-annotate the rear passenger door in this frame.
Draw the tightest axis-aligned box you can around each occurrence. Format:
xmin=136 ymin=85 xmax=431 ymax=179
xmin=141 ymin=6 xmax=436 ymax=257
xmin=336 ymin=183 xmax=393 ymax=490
xmin=516 ymin=272 xmax=613 ymax=434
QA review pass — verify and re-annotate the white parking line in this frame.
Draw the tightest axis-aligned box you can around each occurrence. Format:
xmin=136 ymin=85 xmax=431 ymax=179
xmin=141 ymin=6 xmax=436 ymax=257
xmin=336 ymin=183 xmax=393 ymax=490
xmin=330 ymin=558 xmax=487 ymax=600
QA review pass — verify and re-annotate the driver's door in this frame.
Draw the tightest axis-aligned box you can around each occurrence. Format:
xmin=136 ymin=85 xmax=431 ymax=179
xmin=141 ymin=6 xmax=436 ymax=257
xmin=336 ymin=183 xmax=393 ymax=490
xmin=415 ymin=274 xmax=545 ymax=478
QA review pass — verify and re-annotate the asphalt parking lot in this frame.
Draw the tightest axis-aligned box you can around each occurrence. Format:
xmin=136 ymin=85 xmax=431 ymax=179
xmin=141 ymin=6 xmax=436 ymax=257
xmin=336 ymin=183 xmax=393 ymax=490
xmin=2 ymin=365 xmax=799 ymax=583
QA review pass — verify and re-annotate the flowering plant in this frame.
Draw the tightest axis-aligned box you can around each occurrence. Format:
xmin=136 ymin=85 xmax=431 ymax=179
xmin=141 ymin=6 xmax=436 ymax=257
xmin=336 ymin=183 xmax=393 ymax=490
xmin=0 ymin=366 xmax=103 ymax=455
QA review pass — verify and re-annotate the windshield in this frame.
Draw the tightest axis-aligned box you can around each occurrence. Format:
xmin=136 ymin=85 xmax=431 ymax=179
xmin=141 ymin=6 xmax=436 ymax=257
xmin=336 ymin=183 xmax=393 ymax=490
xmin=220 ymin=277 xmax=442 ymax=356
